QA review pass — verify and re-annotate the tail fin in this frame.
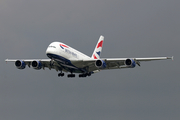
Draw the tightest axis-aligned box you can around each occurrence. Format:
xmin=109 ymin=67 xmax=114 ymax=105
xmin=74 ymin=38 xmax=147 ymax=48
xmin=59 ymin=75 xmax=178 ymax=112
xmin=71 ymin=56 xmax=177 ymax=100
xmin=91 ymin=35 xmax=104 ymax=59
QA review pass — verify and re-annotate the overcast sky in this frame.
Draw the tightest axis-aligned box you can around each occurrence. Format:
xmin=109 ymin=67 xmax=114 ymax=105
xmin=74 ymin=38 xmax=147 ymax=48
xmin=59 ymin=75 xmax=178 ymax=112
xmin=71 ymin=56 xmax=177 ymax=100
xmin=0 ymin=0 xmax=179 ymax=120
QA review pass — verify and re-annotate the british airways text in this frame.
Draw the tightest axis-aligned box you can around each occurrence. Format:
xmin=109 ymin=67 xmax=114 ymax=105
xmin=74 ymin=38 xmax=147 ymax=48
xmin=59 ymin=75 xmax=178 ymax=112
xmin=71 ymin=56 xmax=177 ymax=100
xmin=65 ymin=49 xmax=78 ymax=58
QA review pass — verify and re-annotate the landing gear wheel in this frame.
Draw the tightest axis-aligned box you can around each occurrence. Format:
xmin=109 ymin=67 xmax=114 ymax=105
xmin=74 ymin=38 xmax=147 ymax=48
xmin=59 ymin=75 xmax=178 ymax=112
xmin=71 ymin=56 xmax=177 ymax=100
xmin=87 ymin=73 xmax=91 ymax=76
xmin=67 ymin=74 xmax=75 ymax=78
xmin=58 ymin=73 xmax=64 ymax=77
xmin=79 ymin=74 xmax=88 ymax=78
xmin=79 ymin=74 xmax=82 ymax=77
xmin=61 ymin=73 xmax=64 ymax=76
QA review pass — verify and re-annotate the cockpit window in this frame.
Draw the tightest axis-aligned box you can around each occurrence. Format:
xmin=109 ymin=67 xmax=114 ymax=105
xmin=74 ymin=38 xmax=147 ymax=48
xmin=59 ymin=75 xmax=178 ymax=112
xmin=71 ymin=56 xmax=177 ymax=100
xmin=48 ymin=46 xmax=56 ymax=48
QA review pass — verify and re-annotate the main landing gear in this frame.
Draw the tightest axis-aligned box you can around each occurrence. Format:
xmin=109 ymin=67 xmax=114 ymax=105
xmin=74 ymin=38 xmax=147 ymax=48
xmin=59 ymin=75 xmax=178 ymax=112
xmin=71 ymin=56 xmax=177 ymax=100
xmin=79 ymin=73 xmax=91 ymax=78
xmin=58 ymin=72 xmax=91 ymax=78
xmin=58 ymin=72 xmax=64 ymax=77
xmin=58 ymin=73 xmax=75 ymax=78
xmin=58 ymin=72 xmax=75 ymax=78
xmin=67 ymin=71 xmax=75 ymax=78
xmin=67 ymin=74 xmax=75 ymax=78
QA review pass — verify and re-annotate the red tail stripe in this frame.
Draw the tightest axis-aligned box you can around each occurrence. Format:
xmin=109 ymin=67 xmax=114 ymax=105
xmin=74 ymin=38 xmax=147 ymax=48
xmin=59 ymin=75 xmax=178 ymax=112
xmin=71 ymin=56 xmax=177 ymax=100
xmin=97 ymin=41 xmax=103 ymax=48
xmin=93 ymin=54 xmax=97 ymax=59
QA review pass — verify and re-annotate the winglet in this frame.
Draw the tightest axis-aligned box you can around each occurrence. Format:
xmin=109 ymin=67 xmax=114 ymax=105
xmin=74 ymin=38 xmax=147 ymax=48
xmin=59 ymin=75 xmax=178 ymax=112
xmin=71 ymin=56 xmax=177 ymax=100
xmin=171 ymin=56 xmax=174 ymax=61
xmin=167 ymin=56 xmax=174 ymax=60
xmin=5 ymin=59 xmax=8 ymax=63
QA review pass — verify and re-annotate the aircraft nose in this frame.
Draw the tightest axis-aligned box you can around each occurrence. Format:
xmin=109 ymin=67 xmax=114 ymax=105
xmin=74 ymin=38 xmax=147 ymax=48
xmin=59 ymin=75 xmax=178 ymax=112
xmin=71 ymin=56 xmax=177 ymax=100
xmin=46 ymin=48 xmax=49 ymax=55
xmin=46 ymin=46 xmax=55 ymax=58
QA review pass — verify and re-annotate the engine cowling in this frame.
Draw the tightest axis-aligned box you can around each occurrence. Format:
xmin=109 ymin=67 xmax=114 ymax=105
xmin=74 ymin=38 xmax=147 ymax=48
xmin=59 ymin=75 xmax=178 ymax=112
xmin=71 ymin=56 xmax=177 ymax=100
xmin=95 ymin=59 xmax=106 ymax=69
xmin=31 ymin=60 xmax=42 ymax=70
xmin=125 ymin=59 xmax=136 ymax=68
xmin=15 ymin=60 xmax=26 ymax=69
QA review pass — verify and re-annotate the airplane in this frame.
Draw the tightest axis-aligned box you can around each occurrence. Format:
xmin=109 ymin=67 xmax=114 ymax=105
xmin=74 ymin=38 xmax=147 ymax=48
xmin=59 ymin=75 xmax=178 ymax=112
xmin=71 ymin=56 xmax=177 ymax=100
xmin=5 ymin=35 xmax=173 ymax=78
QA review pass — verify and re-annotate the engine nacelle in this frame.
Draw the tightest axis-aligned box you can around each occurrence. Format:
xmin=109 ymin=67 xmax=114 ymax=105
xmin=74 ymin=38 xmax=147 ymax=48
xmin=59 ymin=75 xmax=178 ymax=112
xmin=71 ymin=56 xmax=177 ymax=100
xmin=15 ymin=60 xmax=26 ymax=69
xmin=31 ymin=60 xmax=42 ymax=70
xmin=95 ymin=59 xmax=106 ymax=69
xmin=125 ymin=59 xmax=136 ymax=68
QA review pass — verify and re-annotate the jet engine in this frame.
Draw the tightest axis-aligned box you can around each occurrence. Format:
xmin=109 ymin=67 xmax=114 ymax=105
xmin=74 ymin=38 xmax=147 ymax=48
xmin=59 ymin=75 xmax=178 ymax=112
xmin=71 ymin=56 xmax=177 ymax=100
xmin=125 ymin=59 xmax=136 ymax=68
xmin=31 ymin=60 xmax=42 ymax=70
xmin=95 ymin=59 xmax=106 ymax=69
xmin=15 ymin=60 xmax=26 ymax=69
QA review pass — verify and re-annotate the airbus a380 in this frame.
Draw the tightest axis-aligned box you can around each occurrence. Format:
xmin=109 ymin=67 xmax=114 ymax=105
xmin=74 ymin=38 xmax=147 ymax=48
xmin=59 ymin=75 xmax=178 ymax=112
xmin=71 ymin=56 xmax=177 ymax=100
xmin=5 ymin=36 xmax=173 ymax=78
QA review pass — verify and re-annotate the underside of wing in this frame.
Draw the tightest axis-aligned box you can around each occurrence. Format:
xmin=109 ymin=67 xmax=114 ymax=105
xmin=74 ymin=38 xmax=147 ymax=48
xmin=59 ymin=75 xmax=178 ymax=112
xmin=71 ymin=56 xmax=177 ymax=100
xmin=71 ymin=58 xmax=128 ymax=72
xmin=71 ymin=56 xmax=173 ymax=72
xmin=5 ymin=59 xmax=66 ymax=72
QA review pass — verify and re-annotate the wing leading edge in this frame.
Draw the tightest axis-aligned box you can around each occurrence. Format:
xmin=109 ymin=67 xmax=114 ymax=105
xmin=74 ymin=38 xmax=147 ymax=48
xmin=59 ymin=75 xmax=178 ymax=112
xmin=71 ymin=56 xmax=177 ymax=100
xmin=5 ymin=59 xmax=66 ymax=72
xmin=71 ymin=56 xmax=173 ymax=72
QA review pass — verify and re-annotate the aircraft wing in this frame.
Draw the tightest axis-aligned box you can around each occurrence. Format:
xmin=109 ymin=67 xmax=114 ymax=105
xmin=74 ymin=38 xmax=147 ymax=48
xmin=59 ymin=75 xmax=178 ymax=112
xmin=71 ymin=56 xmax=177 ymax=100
xmin=5 ymin=56 xmax=173 ymax=73
xmin=5 ymin=59 xmax=66 ymax=72
xmin=104 ymin=56 xmax=173 ymax=68
xmin=71 ymin=56 xmax=173 ymax=72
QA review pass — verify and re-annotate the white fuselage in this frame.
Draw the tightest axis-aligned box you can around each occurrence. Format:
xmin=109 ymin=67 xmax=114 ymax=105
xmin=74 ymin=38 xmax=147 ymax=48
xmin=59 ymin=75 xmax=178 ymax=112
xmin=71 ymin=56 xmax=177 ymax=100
xmin=46 ymin=42 xmax=90 ymax=60
xmin=46 ymin=42 xmax=92 ymax=73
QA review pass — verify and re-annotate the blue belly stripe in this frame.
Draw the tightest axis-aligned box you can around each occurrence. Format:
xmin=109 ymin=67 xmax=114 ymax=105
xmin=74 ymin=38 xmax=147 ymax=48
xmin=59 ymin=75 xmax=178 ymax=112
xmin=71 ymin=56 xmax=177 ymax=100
xmin=47 ymin=53 xmax=87 ymax=73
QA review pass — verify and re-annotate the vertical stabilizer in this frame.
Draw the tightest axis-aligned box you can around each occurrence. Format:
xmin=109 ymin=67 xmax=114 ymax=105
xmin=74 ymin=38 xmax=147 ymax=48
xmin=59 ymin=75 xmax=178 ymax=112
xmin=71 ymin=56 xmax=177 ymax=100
xmin=91 ymin=35 xmax=104 ymax=59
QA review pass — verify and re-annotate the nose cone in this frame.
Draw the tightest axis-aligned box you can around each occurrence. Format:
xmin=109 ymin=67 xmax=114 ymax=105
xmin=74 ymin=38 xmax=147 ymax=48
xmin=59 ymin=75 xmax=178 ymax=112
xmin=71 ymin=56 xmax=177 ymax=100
xmin=46 ymin=42 xmax=57 ymax=59
xmin=46 ymin=47 xmax=51 ymax=54
xmin=46 ymin=47 xmax=54 ymax=59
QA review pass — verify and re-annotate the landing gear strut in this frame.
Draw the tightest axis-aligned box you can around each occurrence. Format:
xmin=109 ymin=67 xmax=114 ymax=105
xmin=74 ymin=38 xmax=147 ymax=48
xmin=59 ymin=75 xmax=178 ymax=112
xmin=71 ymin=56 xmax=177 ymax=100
xmin=67 ymin=70 xmax=76 ymax=78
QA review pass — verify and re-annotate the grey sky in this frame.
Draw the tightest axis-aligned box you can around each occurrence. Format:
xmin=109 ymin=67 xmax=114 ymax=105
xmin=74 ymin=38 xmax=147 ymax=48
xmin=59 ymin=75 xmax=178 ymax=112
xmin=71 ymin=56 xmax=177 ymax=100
xmin=0 ymin=0 xmax=179 ymax=120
